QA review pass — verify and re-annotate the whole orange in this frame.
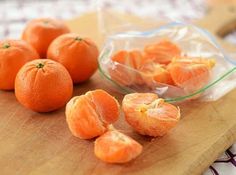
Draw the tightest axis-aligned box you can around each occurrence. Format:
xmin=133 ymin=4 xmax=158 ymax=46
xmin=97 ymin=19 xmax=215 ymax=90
xmin=47 ymin=33 xmax=99 ymax=84
xmin=0 ymin=39 xmax=39 ymax=90
xmin=22 ymin=18 xmax=70 ymax=58
xmin=15 ymin=59 xmax=73 ymax=112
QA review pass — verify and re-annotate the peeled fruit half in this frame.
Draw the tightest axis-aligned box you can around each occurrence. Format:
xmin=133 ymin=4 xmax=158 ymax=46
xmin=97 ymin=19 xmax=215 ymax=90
xmin=122 ymin=93 xmax=180 ymax=137
xmin=66 ymin=89 xmax=120 ymax=139
xmin=94 ymin=130 xmax=143 ymax=163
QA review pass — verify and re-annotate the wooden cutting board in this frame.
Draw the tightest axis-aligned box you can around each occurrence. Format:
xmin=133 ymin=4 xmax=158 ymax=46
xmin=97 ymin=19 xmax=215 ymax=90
xmin=0 ymin=4 xmax=236 ymax=175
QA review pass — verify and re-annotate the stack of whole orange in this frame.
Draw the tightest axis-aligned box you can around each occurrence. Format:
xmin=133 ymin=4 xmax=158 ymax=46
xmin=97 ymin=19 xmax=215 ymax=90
xmin=0 ymin=18 xmax=99 ymax=113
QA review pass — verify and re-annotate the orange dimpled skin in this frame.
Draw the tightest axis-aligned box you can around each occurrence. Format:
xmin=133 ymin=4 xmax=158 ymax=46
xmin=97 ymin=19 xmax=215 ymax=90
xmin=144 ymin=40 xmax=181 ymax=65
xmin=15 ymin=59 xmax=73 ymax=112
xmin=109 ymin=50 xmax=144 ymax=86
xmin=47 ymin=33 xmax=99 ymax=84
xmin=122 ymin=93 xmax=180 ymax=137
xmin=66 ymin=89 xmax=120 ymax=139
xmin=94 ymin=130 xmax=142 ymax=163
xmin=0 ymin=40 xmax=39 ymax=90
xmin=22 ymin=18 xmax=70 ymax=58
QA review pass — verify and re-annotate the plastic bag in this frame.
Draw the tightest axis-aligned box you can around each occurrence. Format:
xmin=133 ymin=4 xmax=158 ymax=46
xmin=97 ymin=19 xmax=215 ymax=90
xmin=98 ymin=23 xmax=236 ymax=102
xmin=96 ymin=0 xmax=206 ymax=36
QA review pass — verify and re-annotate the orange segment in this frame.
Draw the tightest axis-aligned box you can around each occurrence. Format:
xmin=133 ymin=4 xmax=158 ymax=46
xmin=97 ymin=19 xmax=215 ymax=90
xmin=111 ymin=50 xmax=144 ymax=69
xmin=168 ymin=60 xmax=211 ymax=93
xmin=111 ymin=50 xmax=128 ymax=65
xmin=144 ymin=40 xmax=181 ymax=65
xmin=109 ymin=50 xmax=145 ymax=86
xmin=94 ymin=130 xmax=143 ymax=163
xmin=86 ymin=89 xmax=120 ymax=124
xmin=122 ymin=93 xmax=180 ymax=137
xmin=122 ymin=93 xmax=158 ymax=110
xmin=66 ymin=89 xmax=120 ymax=139
xmin=66 ymin=96 xmax=106 ymax=139
xmin=172 ymin=57 xmax=216 ymax=69
xmin=139 ymin=62 xmax=174 ymax=86
xmin=129 ymin=50 xmax=145 ymax=69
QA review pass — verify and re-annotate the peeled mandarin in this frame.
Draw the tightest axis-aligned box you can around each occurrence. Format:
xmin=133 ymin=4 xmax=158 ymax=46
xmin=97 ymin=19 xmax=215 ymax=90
xmin=66 ymin=89 xmax=120 ymax=139
xmin=94 ymin=130 xmax=142 ymax=163
xmin=122 ymin=93 xmax=180 ymax=137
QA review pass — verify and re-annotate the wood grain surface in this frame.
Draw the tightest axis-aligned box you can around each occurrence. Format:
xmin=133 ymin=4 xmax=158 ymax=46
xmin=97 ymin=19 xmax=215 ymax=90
xmin=0 ymin=4 xmax=236 ymax=175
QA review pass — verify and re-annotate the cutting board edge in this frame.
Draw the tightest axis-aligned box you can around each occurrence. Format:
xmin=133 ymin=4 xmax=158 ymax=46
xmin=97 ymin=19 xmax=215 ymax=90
xmin=187 ymin=123 xmax=236 ymax=175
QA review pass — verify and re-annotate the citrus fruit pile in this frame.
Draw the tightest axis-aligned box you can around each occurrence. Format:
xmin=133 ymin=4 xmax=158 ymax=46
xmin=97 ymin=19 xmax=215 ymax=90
xmin=0 ymin=18 xmax=181 ymax=164
xmin=0 ymin=18 xmax=98 ymax=112
xmin=109 ymin=39 xmax=216 ymax=94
